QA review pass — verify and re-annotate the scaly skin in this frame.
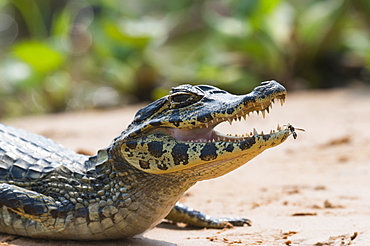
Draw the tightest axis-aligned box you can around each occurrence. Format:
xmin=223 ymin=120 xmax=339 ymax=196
xmin=0 ymin=81 xmax=297 ymax=240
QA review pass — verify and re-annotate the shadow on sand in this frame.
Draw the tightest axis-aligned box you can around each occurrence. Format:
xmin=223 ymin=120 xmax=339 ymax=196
xmin=0 ymin=233 xmax=177 ymax=246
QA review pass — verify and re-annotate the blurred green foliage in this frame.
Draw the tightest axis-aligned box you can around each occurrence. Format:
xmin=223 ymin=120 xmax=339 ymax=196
xmin=0 ymin=0 xmax=369 ymax=118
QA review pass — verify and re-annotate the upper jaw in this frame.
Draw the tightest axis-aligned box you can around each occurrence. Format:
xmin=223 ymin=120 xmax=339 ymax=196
xmin=165 ymin=92 xmax=287 ymax=143
xmin=172 ymin=94 xmax=286 ymax=131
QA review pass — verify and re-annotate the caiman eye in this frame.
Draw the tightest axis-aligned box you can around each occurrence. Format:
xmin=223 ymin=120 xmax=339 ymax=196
xmin=169 ymin=84 xmax=204 ymax=108
xmin=170 ymin=93 xmax=192 ymax=103
xmin=169 ymin=92 xmax=202 ymax=108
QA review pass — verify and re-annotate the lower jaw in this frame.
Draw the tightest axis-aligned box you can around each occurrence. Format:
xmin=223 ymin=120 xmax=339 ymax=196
xmin=184 ymin=150 xmax=265 ymax=181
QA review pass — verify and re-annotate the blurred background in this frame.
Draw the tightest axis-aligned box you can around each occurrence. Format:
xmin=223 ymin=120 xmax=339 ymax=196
xmin=0 ymin=0 xmax=369 ymax=118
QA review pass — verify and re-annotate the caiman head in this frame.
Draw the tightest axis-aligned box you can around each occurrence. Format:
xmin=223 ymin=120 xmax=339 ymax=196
xmin=112 ymin=81 xmax=297 ymax=181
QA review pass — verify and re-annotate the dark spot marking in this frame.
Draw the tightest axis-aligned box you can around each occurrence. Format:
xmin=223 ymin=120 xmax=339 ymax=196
xmin=171 ymin=143 xmax=189 ymax=165
xmin=152 ymin=133 xmax=163 ymax=138
xmin=139 ymin=160 xmax=150 ymax=169
xmin=126 ymin=142 xmax=137 ymax=149
xmin=197 ymin=114 xmax=213 ymax=123
xmin=225 ymin=143 xmax=234 ymax=152
xmin=172 ymin=121 xmax=181 ymax=127
xmin=262 ymin=135 xmax=270 ymax=141
xmin=150 ymin=121 xmax=162 ymax=127
xmin=239 ymin=138 xmax=256 ymax=150
xmin=157 ymin=163 xmax=168 ymax=170
xmin=200 ymin=143 xmax=218 ymax=161
xmin=226 ymin=107 xmax=234 ymax=114
xmin=148 ymin=141 xmax=166 ymax=158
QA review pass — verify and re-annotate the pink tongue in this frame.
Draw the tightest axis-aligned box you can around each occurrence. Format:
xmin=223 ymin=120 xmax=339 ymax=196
xmin=170 ymin=128 xmax=215 ymax=142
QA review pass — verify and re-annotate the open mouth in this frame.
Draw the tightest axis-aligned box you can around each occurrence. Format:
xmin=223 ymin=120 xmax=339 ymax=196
xmin=168 ymin=97 xmax=289 ymax=143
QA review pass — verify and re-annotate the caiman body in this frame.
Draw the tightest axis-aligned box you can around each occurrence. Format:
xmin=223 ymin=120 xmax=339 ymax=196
xmin=0 ymin=81 xmax=296 ymax=240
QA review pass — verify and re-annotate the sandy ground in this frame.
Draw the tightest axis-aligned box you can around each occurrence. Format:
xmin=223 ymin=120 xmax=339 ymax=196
xmin=1 ymin=87 xmax=370 ymax=246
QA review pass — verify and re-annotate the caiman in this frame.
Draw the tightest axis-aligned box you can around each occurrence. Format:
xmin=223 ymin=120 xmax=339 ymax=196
xmin=0 ymin=80 xmax=299 ymax=240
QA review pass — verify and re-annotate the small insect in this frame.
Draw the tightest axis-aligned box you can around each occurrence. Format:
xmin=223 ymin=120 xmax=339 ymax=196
xmin=285 ymin=124 xmax=305 ymax=139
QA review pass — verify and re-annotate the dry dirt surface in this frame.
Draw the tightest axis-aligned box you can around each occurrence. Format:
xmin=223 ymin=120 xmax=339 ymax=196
xmin=2 ymin=87 xmax=370 ymax=246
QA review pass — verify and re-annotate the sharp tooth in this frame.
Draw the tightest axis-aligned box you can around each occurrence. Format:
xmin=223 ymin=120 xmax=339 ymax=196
xmin=238 ymin=117 xmax=242 ymax=121
xmin=261 ymin=110 xmax=266 ymax=118
xmin=266 ymin=107 xmax=270 ymax=113
xmin=270 ymin=130 xmax=273 ymax=134
xmin=205 ymin=123 xmax=209 ymax=128
xmin=247 ymin=112 xmax=250 ymax=117
xmin=271 ymin=98 xmax=275 ymax=104
xmin=253 ymin=128 xmax=258 ymax=136
xmin=199 ymin=125 xmax=203 ymax=128
xmin=261 ymin=131 xmax=264 ymax=136
xmin=277 ymin=124 xmax=281 ymax=131
xmin=279 ymin=98 xmax=284 ymax=106
xmin=228 ymin=119 xmax=233 ymax=125
xmin=242 ymin=115 xmax=247 ymax=121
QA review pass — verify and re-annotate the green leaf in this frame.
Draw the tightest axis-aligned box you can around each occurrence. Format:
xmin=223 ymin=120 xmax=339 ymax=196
xmin=104 ymin=21 xmax=151 ymax=49
xmin=12 ymin=41 xmax=65 ymax=74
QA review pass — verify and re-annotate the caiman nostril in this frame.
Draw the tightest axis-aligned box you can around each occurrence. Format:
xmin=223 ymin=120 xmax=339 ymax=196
xmin=260 ymin=81 xmax=269 ymax=85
